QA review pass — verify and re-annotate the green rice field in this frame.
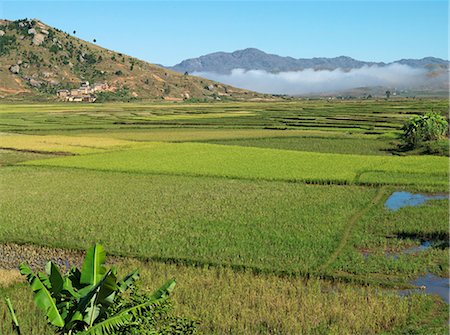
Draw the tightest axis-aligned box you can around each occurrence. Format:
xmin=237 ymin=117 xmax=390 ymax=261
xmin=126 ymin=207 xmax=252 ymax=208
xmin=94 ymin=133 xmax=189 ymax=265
xmin=0 ymin=99 xmax=448 ymax=334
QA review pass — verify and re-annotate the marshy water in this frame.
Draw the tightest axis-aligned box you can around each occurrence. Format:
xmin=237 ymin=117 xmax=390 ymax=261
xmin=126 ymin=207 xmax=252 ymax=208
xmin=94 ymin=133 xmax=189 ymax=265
xmin=385 ymin=191 xmax=448 ymax=211
xmin=384 ymin=192 xmax=449 ymax=304
xmin=400 ymin=274 xmax=450 ymax=304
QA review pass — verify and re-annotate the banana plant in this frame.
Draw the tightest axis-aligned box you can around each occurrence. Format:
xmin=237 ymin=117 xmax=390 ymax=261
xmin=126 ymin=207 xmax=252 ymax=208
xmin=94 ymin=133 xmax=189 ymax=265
xmin=5 ymin=297 xmax=21 ymax=335
xmin=7 ymin=243 xmax=176 ymax=335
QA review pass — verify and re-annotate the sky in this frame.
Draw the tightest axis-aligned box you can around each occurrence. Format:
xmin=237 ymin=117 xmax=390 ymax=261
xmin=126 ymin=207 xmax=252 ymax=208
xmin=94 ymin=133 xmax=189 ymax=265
xmin=1 ymin=1 xmax=448 ymax=66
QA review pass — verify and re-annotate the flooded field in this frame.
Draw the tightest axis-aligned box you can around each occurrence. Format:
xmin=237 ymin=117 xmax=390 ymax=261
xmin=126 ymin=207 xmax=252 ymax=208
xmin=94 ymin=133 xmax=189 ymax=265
xmin=385 ymin=191 xmax=448 ymax=211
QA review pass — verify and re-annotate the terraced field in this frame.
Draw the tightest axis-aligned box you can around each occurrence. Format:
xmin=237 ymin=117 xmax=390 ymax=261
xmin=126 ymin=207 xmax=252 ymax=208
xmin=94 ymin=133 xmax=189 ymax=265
xmin=0 ymin=99 xmax=448 ymax=334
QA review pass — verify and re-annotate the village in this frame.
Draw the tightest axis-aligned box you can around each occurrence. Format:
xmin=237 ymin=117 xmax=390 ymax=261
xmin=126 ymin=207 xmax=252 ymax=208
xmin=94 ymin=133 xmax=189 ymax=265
xmin=56 ymin=81 xmax=108 ymax=102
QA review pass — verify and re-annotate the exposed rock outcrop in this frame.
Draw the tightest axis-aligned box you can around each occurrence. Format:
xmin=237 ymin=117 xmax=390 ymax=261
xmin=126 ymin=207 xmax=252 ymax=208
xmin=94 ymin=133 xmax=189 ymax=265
xmin=33 ymin=33 xmax=45 ymax=45
xmin=9 ymin=64 xmax=20 ymax=74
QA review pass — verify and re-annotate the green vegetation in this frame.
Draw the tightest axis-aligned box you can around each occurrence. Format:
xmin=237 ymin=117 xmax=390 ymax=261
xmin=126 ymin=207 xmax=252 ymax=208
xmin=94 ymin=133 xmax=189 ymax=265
xmin=332 ymin=194 xmax=449 ymax=278
xmin=2 ymin=258 xmax=447 ymax=334
xmin=7 ymin=244 xmax=195 ymax=335
xmin=0 ymin=99 xmax=448 ymax=135
xmin=26 ymin=142 xmax=448 ymax=188
xmin=0 ymin=35 xmax=17 ymax=56
xmin=0 ymin=99 xmax=448 ymax=334
xmin=402 ymin=112 xmax=449 ymax=148
xmin=0 ymin=167 xmax=377 ymax=274
xmin=207 ymin=136 xmax=395 ymax=155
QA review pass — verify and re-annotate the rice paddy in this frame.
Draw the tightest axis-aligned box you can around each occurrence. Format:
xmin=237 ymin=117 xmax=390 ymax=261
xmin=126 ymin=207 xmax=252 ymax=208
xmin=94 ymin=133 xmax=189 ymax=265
xmin=25 ymin=142 xmax=449 ymax=187
xmin=0 ymin=134 xmax=138 ymax=154
xmin=0 ymin=99 xmax=448 ymax=334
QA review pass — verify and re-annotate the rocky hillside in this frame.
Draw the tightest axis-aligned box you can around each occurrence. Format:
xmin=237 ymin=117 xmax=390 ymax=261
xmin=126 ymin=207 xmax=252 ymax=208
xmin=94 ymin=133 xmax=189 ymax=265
xmin=0 ymin=19 xmax=268 ymax=101
xmin=169 ymin=48 xmax=449 ymax=74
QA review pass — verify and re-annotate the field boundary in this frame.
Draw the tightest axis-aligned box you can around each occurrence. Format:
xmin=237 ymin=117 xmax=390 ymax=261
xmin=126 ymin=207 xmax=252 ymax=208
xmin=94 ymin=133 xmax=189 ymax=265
xmin=0 ymin=147 xmax=74 ymax=156
xmin=0 ymin=241 xmax=405 ymax=288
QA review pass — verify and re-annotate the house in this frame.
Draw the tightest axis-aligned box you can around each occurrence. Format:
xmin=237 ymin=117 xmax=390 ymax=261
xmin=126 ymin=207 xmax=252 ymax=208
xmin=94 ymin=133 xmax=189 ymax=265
xmin=57 ymin=81 xmax=106 ymax=102
xmin=57 ymin=89 xmax=69 ymax=98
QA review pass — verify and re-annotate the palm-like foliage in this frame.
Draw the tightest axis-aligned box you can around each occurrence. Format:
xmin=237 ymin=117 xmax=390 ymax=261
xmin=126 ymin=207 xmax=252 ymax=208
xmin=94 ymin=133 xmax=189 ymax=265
xmin=9 ymin=244 xmax=176 ymax=334
xmin=402 ymin=112 xmax=448 ymax=147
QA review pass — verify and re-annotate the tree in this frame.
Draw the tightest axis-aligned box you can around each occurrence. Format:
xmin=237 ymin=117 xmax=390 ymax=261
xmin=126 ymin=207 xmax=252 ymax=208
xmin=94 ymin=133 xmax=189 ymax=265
xmin=385 ymin=90 xmax=391 ymax=99
xmin=5 ymin=244 xmax=197 ymax=334
xmin=402 ymin=112 xmax=448 ymax=148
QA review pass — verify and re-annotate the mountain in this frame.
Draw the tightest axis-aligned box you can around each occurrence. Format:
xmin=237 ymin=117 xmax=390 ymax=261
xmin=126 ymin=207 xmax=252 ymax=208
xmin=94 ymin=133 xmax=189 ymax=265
xmin=169 ymin=48 xmax=449 ymax=74
xmin=0 ymin=19 xmax=267 ymax=101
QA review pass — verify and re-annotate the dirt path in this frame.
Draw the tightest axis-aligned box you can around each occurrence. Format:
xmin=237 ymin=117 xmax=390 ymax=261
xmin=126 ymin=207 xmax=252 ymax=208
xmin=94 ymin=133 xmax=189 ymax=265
xmin=317 ymin=187 xmax=386 ymax=273
xmin=0 ymin=243 xmax=121 ymax=272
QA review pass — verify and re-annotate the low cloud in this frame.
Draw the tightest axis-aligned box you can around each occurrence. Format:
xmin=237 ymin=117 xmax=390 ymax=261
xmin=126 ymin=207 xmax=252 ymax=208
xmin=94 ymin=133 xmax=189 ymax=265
xmin=193 ymin=64 xmax=447 ymax=95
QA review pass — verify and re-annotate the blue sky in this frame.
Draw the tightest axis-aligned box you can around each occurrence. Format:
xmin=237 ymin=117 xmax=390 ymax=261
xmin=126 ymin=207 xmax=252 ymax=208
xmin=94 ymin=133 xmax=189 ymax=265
xmin=1 ymin=1 xmax=448 ymax=65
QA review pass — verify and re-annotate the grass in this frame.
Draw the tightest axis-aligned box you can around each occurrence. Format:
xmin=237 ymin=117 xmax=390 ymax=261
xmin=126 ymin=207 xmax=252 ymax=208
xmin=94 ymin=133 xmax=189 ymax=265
xmin=0 ymin=167 xmax=377 ymax=274
xmin=25 ymin=142 xmax=449 ymax=188
xmin=75 ymin=128 xmax=355 ymax=142
xmin=0 ymin=134 xmax=140 ymax=154
xmin=206 ymin=136 xmax=396 ymax=155
xmin=1 ymin=257 xmax=448 ymax=335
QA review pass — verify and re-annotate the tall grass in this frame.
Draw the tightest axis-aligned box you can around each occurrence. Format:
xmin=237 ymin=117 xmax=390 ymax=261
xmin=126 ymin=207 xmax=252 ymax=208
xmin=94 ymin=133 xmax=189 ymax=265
xmin=0 ymin=167 xmax=376 ymax=274
xmin=1 ymin=258 xmax=447 ymax=334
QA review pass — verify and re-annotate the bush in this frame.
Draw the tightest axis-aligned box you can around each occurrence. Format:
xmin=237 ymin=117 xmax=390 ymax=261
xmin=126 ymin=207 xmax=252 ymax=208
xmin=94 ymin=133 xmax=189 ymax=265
xmin=402 ymin=112 xmax=448 ymax=148
xmin=49 ymin=44 xmax=59 ymax=53
xmin=83 ymin=53 xmax=97 ymax=64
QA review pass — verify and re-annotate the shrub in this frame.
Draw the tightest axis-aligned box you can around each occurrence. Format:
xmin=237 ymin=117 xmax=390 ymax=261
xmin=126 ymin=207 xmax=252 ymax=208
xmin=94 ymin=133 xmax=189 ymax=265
xmin=84 ymin=53 xmax=97 ymax=64
xmin=49 ymin=44 xmax=59 ymax=53
xmin=402 ymin=112 xmax=448 ymax=148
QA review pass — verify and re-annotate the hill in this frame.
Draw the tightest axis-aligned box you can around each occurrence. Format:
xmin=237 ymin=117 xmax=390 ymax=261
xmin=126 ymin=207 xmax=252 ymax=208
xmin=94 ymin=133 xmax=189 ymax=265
xmin=0 ymin=19 xmax=268 ymax=101
xmin=169 ymin=48 xmax=449 ymax=74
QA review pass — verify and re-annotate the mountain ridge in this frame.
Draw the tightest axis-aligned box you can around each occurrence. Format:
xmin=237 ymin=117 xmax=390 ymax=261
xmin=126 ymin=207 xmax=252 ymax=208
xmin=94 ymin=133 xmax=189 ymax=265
xmin=169 ymin=48 xmax=449 ymax=74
